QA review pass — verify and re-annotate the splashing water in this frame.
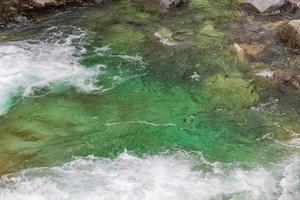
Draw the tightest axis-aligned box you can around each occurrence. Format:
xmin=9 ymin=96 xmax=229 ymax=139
xmin=0 ymin=26 xmax=101 ymax=114
xmin=0 ymin=152 xmax=299 ymax=200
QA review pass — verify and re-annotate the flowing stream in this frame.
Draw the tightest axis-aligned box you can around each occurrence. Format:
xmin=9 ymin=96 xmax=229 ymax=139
xmin=0 ymin=1 xmax=299 ymax=199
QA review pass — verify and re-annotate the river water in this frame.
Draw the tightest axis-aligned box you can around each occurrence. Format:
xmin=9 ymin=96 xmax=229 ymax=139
xmin=0 ymin=0 xmax=299 ymax=199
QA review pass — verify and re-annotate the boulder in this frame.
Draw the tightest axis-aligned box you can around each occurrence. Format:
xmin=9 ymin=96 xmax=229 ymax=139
xmin=288 ymin=0 xmax=300 ymax=8
xmin=30 ymin=0 xmax=61 ymax=8
xmin=278 ymin=20 xmax=300 ymax=48
xmin=159 ymin=0 xmax=189 ymax=10
xmin=242 ymin=0 xmax=285 ymax=13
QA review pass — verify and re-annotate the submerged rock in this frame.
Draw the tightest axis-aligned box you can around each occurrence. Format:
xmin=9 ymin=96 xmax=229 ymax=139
xmin=94 ymin=0 xmax=103 ymax=4
xmin=278 ymin=20 xmax=300 ymax=48
xmin=204 ymin=73 xmax=258 ymax=110
xmin=134 ymin=0 xmax=188 ymax=12
xmin=240 ymin=43 xmax=265 ymax=57
xmin=104 ymin=24 xmax=145 ymax=49
xmin=232 ymin=42 xmax=265 ymax=62
xmin=200 ymin=21 xmax=224 ymax=38
xmin=233 ymin=43 xmax=246 ymax=62
xmin=242 ymin=0 xmax=285 ymax=13
xmin=273 ymin=70 xmax=300 ymax=90
xmin=13 ymin=15 xmax=32 ymax=26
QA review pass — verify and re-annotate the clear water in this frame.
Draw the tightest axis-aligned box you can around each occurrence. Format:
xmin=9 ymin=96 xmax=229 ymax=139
xmin=0 ymin=1 xmax=299 ymax=199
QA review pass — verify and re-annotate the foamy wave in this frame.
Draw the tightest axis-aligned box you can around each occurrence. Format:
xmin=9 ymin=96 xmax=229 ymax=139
xmin=0 ymin=26 xmax=102 ymax=114
xmin=279 ymin=155 xmax=300 ymax=200
xmin=1 ymin=152 xmax=299 ymax=200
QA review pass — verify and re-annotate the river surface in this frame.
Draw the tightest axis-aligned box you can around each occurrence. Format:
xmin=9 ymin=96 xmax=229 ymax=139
xmin=0 ymin=1 xmax=299 ymax=199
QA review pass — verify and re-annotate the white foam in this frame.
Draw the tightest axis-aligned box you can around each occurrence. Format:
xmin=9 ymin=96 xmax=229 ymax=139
xmin=154 ymin=32 xmax=177 ymax=46
xmin=190 ymin=72 xmax=200 ymax=81
xmin=280 ymin=156 xmax=300 ymax=200
xmin=255 ymin=69 xmax=274 ymax=78
xmin=115 ymin=54 xmax=143 ymax=62
xmin=1 ymin=152 xmax=298 ymax=200
xmin=105 ymin=120 xmax=176 ymax=127
xmin=0 ymin=26 xmax=101 ymax=114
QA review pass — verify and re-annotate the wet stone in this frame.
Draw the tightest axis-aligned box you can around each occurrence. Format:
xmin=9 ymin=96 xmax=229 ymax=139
xmin=242 ymin=0 xmax=285 ymax=13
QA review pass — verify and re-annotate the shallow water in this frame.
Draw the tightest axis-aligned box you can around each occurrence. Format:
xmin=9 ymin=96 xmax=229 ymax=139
xmin=0 ymin=0 xmax=299 ymax=199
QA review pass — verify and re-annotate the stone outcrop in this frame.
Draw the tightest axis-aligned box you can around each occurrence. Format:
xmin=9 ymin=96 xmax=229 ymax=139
xmin=278 ymin=20 xmax=300 ymax=48
xmin=242 ymin=0 xmax=285 ymax=13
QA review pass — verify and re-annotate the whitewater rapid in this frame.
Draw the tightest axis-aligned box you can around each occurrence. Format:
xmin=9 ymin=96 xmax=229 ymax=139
xmin=0 ymin=152 xmax=299 ymax=200
xmin=0 ymin=26 xmax=101 ymax=114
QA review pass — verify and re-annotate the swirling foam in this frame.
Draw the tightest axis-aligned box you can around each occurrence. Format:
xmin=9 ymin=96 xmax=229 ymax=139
xmin=0 ymin=26 xmax=101 ymax=114
xmin=1 ymin=152 xmax=299 ymax=200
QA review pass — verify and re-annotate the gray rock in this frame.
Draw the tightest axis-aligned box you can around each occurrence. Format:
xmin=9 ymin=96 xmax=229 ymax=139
xmin=30 ymin=0 xmax=60 ymax=8
xmin=159 ymin=0 xmax=188 ymax=10
xmin=243 ymin=0 xmax=285 ymax=13
xmin=288 ymin=0 xmax=300 ymax=8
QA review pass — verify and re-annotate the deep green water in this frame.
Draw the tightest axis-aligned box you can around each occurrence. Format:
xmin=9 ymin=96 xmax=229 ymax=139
xmin=0 ymin=0 xmax=299 ymax=199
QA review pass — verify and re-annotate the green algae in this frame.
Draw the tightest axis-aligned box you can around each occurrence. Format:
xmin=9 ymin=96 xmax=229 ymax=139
xmin=200 ymin=21 xmax=224 ymax=38
xmin=203 ymin=73 xmax=258 ymax=110
xmin=155 ymin=26 xmax=176 ymax=44
xmin=103 ymin=24 xmax=145 ymax=47
xmin=190 ymin=0 xmax=240 ymax=18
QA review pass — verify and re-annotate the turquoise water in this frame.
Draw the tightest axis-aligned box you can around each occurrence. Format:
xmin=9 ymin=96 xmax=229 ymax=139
xmin=0 ymin=1 xmax=299 ymax=199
